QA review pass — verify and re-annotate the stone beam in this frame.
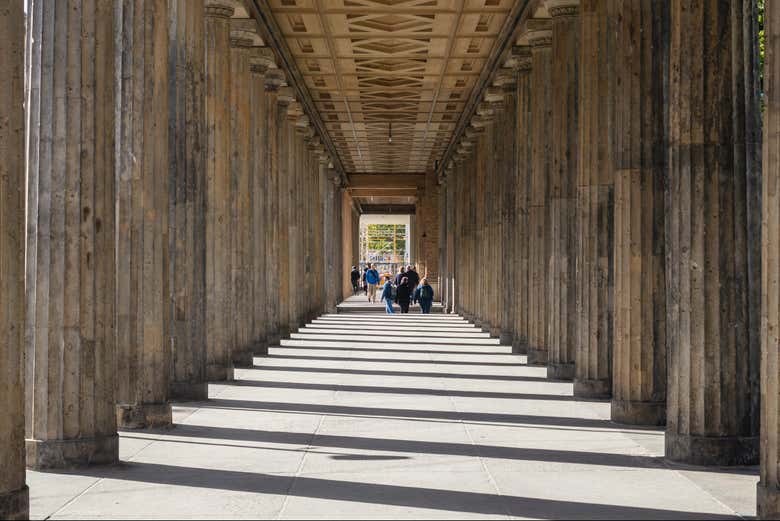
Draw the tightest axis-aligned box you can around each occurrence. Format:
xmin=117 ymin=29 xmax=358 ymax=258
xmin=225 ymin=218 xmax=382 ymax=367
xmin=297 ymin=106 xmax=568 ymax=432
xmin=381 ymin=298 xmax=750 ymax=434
xmin=349 ymin=174 xmax=426 ymax=190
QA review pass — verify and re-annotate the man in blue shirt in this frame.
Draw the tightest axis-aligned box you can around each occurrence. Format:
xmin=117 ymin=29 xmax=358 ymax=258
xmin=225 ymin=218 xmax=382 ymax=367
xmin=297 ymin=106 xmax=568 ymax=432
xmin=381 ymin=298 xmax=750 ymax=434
xmin=365 ymin=263 xmax=380 ymax=303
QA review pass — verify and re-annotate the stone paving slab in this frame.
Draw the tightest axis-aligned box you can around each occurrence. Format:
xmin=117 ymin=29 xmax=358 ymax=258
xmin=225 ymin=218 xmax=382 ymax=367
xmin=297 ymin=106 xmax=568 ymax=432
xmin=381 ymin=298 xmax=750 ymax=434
xmin=29 ymin=311 xmax=757 ymax=520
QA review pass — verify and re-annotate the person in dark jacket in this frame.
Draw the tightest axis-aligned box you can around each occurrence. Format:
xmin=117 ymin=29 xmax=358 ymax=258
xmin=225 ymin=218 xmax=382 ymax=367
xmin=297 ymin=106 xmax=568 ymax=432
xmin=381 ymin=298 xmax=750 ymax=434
xmin=361 ymin=266 xmax=368 ymax=295
xmin=393 ymin=266 xmax=406 ymax=287
xmin=350 ymin=266 xmax=361 ymax=295
xmin=380 ymin=279 xmax=395 ymax=314
xmin=414 ymin=278 xmax=435 ymax=314
xmin=405 ymin=265 xmax=420 ymax=304
xmin=395 ymin=276 xmax=412 ymax=313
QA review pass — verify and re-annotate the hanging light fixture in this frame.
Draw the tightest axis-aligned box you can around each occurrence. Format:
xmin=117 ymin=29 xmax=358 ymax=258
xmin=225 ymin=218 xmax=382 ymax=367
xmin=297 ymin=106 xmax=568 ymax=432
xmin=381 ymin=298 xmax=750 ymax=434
xmin=388 ymin=122 xmax=393 ymax=144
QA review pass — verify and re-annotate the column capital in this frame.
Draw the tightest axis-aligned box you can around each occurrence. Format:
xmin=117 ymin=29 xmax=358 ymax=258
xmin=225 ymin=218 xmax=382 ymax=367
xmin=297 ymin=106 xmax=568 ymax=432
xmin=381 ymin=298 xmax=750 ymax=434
xmin=264 ymin=68 xmax=285 ymax=91
xmin=493 ymin=68 xmax=516 ymax=88
xmin=524 ymin=19 xmax=553 ymax=49
xmin=286 ymin=100 xmax=303 ymax=119
xmin=545 ymin=0 xmax=579 ymax=18
xmin=250 ymin=47 xmax=275 ymax=75
xmin=230 ymin=32 xmax=255 ymax=49
xmin=507 ymin=45 xmax=532 ymax=72
xmin=205 ymin=0 xmax=235 ymax=18
xmin=278 ymin=86 xmax=296 ymax=105
xmin=484 ymin=85 xmax=505 ymax=104
xmin=470 ymin=115 xmax=490 ymax=128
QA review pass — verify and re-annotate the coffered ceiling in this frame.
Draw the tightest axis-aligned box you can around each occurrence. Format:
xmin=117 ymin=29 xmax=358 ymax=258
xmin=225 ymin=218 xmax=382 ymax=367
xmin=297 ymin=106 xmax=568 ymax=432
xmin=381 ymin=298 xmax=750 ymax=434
xmin=267 ymin=0 xmax=515 ymax=174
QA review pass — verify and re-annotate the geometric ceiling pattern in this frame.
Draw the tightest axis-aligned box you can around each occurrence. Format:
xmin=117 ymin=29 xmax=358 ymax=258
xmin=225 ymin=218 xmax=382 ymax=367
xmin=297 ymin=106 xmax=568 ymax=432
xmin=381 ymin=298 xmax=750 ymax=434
xmin=268 ymin=0 xmax=514 ymax=173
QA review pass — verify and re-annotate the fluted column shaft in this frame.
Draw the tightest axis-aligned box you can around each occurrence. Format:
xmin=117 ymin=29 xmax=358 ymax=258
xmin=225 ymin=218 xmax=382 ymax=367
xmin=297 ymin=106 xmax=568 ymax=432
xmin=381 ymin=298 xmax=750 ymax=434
xmin=546 ymin=2 xmax=579 ymax=381
xmin=264 ymin=75 xmax=282 ymax=346
xmin=498 ymin=77 xmax=518 ymax=346
xmin=761 ymin=2 xmax=780 ymax=516
xmin=0 ymin=1 xmax=28 ymax=516
xmin=229 ymin=36 xmax=253 ymax=368
xmin=527 ymin=28 xmax=553 ymax=365
xmin=276 ymin=96 xmax=292 ymax=337
xmin=25 ymin=0 xmax=119 ymax=467
xmin=204 ymin=1 xmax=235 ymax=381
xmin=249 ymin=58 xmax=270 ymax=355
xmin=611 ymin=0 xmax=669 ymax=426
xmin=666 ymin=0 xmax=761 ymax=465
xmin=513 ymin=48 xmax=533 ymax=354
xmin=168 ymin=0 xmax=208 ymax=401
xmin=576 ymin=0 xmax=614 ymax=396
xmin=116 ymin=0 xmax=172 ymax=429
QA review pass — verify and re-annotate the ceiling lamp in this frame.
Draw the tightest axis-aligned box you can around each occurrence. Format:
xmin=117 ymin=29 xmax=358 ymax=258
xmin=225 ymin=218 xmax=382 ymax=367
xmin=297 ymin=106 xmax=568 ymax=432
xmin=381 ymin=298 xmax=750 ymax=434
xmin=388 ymin=122 xmax=393 ymax=144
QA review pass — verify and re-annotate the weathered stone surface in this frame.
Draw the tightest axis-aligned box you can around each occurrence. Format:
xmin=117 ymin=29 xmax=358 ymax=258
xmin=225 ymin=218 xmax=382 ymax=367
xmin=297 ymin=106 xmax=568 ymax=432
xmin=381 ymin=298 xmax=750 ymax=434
xmin=0 ymin=0 xmax=28 ymax=516
xmin=168 ymin=0 xmax=208 ymax=402
xmin=575 ymin=0 xmax=614 ymax=397
xmin=666 ymin=0 xmax=761 ymax=465
xmin=25 ymin=0 xmax=119 ymax=467
xmin=611 ymin=0 xmax=669 ymax=426
xmin=204 ymin=0 xmax=235 ymax=381
xmin=547 ymin=2 xmax=579 ymax=382
xmin=116 ymin=0 xmax=173 ymax=429
xmin=527 ymin=24 xmax=553 ymax=366
xmin=761 ymin=0 xmax=780 ymax=516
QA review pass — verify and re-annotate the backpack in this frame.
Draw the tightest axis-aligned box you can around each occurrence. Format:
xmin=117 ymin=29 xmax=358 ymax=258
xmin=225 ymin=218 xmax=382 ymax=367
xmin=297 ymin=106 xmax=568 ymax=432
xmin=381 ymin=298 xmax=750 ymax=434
xmin=420 ymin=285 xmax=433 ymax=300
xmin=391 ymin=285 xmax=397 ymax=299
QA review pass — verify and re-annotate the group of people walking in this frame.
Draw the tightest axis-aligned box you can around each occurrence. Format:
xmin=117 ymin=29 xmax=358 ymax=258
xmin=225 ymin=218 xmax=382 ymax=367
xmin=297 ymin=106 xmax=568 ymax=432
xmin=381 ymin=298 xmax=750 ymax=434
xmin=349 ymin=264 xmax=434 ymax=314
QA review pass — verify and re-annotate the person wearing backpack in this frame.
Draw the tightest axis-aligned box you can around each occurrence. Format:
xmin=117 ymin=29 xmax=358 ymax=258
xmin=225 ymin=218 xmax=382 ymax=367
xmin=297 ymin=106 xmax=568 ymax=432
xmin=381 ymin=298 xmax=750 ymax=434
xmin=415 ymin=278 xmax=435 ymax=314
xmin=365 ymin=263 xmax=380 ymax=303
xmin=350 ymin=266 xmax=361 ymax=295
xmin=380 ymin=278 xmax=395 ymax=314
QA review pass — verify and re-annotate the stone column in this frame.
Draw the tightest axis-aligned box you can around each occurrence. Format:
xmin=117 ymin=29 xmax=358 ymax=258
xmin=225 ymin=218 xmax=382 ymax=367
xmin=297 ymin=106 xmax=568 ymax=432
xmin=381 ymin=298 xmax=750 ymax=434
xmin=576 ymin=0 xmax=614 ymax=397
xmin=666 ymin=0 xmax=761 ymax=465
xmin=168 ymin=0 xmax=208 ymax=401
xmin=611 ymin=0 xmax=669 ymax=426
xmin=249 ymin=49 xmax=274 ymax=355
xmin=277 ymin=87 xmax=295 ymax=337
xmin=228 ymin=32 xmax=254 ymax=368
xmin=526 ymin=22 xmax=553 ymax=366
xmin=264 ymin=70 xmax=284 ymax=345
xmin=25 ymin=0 xmax=119 ymax=467
xmin=493 ymin=71 xmax=517 ymax=347
xmin=204 ymin=0 xmax=234 ymax=381
xmin=761 ymin=1 xmax=780 ymax=515
xmin=512 ymin=46 xmax=533 ymax=354
xmin=546 ymin=1 xmax=579 ymax=381
xmin=116 ymin=0 xmax=172 ymax=430
xmin=0 ymin=1 xmax=28 ymax=516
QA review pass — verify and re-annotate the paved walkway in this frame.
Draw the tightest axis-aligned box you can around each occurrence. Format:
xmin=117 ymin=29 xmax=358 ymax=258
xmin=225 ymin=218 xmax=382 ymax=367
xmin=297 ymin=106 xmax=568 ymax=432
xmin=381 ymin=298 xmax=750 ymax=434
xmin=30 ymin=309 xmax=758 ymax=519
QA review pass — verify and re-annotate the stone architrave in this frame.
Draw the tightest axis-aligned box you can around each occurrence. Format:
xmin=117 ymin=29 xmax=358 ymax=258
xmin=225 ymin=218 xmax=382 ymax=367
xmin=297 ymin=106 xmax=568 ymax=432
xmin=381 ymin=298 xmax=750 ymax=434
xmin=115 ymin=0 xmax=173 ymax=430
xmin=575 ymin=0 xmax=615 ymax=396
xmin=204 ymin=0 xmax=235 ymax=381
xmin=666 ymin=0 xmax=761 ymax=466
xmin=25 ymin=0 xmax=120 ymax=468
xmin=168 ymin=0 xmax=208 ymax=402
xmin=546 ymin=0 xmax=579 ymax=382
xmin=526 ymin=22 xmax=553 ymax=366
xmin=0 ymin=0 xmax=28 ymax=516
xmin=229 ymin=32 xmax=254 ymax=368
xmin=611 ymin=0 xmax=669 ymax=426
xmin=761 ymin=1 xmax=780 ymax=516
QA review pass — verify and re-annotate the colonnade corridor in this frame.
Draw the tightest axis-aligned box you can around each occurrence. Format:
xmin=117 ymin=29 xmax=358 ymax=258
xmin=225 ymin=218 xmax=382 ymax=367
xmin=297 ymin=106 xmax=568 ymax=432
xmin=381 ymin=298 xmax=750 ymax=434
xmin=24 ymin=304 xmax=754 ymax=519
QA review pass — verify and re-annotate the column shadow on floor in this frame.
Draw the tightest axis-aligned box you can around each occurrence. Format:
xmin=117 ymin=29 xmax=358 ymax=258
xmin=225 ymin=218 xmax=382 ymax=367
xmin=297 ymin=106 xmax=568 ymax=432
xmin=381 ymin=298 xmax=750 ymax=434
xmin=59 ymin=462 xmax=740 ymax=520
xmin=247 ymin=365 xmax=550 ymax=383
xmin=266 ymin=354 xmax=526 ymax=367
xmin=233 ymin=379 xmax=582 ymax=401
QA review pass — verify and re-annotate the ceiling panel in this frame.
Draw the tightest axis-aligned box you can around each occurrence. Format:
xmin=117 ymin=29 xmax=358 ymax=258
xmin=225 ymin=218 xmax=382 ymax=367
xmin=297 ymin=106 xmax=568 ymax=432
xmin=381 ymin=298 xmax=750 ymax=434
xmin=268 ymin=0 xmax=512 ymax=173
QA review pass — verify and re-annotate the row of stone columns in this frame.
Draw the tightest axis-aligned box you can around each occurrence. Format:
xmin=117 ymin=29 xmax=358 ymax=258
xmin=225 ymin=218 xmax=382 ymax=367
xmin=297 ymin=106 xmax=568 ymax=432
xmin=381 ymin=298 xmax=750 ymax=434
xmin=438 ymin=0 xmax=763 ymax=472
xmin=1 ymin=1 xmax=344 ymax=515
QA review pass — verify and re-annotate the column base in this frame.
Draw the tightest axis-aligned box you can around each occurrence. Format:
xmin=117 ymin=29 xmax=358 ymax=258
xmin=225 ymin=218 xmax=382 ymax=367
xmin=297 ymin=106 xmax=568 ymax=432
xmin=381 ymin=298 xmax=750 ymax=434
xmin=665 ymin=432 xmax=758 ymax=466
xmin=0 ymin=486 xmax=29 ymax=521
xmin=206 ymin=364 xmax=234 ymax=382
xmin=574 ymin=378 xmax=611 ymax=399
xmin=513 ymin=337 xmax=528 ymax=355
xmin=232 ymin=351 xmax=255 ymax=368
xmin=489 ymin=326 xmax=501 ymax=338
xmin=169 ymin=381 xmax=209 ymax=402
xmin=758 ymin=482 xmax=780 ymax=520
xmin=610 ymin=399 xmax=666 ymax=426
xmin=547 ymin=362 xmax=575 ymax=381
xmin=253 ymin=341 xmax=269 ymax=356
xmin=267 ymin=333 xmax=281 ymax=347
xmin=499 ymin=331 xmax=513 ymax=346
xmin=26 ymin=435 xmax=119 ymax=470
xmin=117 ymin=403 xmax=173 ymax=430
xmin=526 ymin=348 xmax=548 ymax=366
